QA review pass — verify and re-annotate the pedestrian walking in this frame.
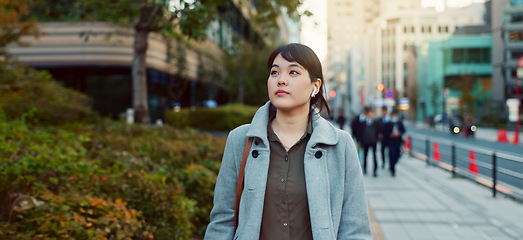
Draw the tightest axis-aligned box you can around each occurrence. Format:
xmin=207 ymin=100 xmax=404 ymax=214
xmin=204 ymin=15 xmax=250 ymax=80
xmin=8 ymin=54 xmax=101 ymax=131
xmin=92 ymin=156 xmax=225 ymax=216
xmin=350 ymin=106 xmax=370 ymax=145
xmin=378 ymin=106 xmax=390 ymax=169
xmin=336 ymin=110 xmax=347 ymax=130
xmin=205 ymin=43 xmax=371 ymax=239
xmin=360 ymin=108 xmax=380 ymax=177
xmin=383 ymin=109 xmax=406 ymax=176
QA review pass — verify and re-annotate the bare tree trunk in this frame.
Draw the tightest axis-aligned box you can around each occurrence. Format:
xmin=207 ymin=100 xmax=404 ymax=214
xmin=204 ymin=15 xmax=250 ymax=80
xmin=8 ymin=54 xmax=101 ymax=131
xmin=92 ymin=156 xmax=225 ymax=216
xmin=132 ymin=25 xmax=151 ymax=123
xmin=237 ymin=77 xmax=244 ymax=103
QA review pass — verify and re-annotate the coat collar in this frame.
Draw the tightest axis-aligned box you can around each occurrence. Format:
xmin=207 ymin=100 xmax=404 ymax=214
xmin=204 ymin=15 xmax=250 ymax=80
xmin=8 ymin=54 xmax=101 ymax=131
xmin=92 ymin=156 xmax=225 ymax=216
xmin=246 ymin=101 xmax=339 ymax=147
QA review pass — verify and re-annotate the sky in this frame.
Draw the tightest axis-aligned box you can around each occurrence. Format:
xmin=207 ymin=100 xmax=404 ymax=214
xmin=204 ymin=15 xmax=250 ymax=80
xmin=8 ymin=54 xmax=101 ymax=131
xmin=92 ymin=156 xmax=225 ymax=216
xmin=299 ymin=0 xmax=487 ymax=63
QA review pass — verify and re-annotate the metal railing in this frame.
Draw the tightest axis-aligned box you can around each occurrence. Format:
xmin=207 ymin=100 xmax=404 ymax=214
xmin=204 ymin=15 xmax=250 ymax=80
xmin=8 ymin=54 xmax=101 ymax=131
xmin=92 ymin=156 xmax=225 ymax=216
xmin=405 ymin=133 xmax=523 ymax=201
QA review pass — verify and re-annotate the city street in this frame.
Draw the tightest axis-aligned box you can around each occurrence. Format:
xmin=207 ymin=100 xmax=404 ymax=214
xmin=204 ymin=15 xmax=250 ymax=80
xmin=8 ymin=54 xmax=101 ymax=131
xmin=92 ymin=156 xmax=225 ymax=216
xmin=405 ymin=123 xmax=523 ymax=199
xmin=365 ymin=155 xmax=523 ymax=240
xmin=357 ymin=123 xmax=523 ymax=240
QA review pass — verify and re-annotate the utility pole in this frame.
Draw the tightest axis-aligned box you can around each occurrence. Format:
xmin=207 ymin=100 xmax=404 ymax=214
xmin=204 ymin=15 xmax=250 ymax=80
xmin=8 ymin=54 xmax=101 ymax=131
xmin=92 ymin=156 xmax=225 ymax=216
xmin=515 ymin=57 xmax=523 ymax=144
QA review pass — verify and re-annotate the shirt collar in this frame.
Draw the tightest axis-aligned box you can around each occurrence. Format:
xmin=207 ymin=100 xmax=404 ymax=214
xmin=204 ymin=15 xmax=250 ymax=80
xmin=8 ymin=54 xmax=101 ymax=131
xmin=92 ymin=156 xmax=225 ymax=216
xmin=246 ymin=101 xmax=339 ymax=147
xmin=267 ymin=109 xmax=313 ymax=142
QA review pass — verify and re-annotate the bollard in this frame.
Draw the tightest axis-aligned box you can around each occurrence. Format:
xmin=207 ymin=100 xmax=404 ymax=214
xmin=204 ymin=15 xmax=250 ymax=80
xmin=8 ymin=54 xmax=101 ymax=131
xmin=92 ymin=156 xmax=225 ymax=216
xmin=451 ymin=144 xmax=456 ymax=177
xmin=408 ymin=136 xmax=414 ymax=157
xmin=492 ymin=152 xmax=497 ymax=198
xmin=126 ymin=108 xmax=134 ymax=124
xmin=426 ymin=138 xmax=430 ymax=166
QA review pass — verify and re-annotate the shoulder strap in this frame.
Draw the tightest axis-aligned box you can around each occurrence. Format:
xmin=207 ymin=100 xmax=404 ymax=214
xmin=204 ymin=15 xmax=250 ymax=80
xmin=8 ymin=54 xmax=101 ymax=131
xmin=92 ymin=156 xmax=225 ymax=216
xmin=234 ymin=137 xmax=253 ymax=231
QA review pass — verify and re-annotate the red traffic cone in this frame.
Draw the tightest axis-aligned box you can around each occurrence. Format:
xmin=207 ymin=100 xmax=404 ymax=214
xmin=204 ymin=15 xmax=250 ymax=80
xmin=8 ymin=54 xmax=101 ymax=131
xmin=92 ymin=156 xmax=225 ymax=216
xmin=433 ymin=142 xmax=441 ymax=161
xmin=405 ymin=136 xmax=411 ymax=151
xmin=498 ymin=129 xmax=508 ymax=143
xmin=469 ymin=150 xmax=479 ymax=175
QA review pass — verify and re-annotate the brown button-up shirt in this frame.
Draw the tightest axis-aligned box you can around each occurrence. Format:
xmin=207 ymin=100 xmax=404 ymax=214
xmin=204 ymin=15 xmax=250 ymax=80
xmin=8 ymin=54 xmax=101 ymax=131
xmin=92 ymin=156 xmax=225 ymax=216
xmin=259 ymin=117 xmax=313 ymax=240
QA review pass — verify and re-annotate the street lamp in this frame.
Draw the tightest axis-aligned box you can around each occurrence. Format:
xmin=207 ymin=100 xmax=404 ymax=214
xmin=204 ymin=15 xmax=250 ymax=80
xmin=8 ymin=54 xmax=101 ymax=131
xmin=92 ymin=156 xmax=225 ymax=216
xmin=515 ymin=57 xmax=523 ymax=144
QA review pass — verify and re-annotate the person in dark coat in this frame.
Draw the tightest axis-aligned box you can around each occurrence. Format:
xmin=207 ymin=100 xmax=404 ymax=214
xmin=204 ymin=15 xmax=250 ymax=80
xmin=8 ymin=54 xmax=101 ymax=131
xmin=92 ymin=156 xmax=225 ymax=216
xmin=378 ymin=106 xmax=390 ymax=169
xmin=360 ymin=108 xmax=380 ymax=177
xmin=384 ymin=109 xmax=406 ymax=176
xmin=337 ymin=110 xmax=347 ymax=130
xmin=350 ymin=106 xmax=370 ymax=145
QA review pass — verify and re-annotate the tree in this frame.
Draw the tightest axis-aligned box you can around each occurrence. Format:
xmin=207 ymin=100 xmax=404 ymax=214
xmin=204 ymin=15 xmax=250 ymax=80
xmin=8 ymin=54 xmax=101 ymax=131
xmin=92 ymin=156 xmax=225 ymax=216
xmin=28 ymin=0 xmax=306 ymax=122
xmin=83 ymin=0 xmax=224 ymax=123
xmin=225 ymin=41 xmax=276 ymax=105
xmin=0 ymin=0 xmax=40 ymax=57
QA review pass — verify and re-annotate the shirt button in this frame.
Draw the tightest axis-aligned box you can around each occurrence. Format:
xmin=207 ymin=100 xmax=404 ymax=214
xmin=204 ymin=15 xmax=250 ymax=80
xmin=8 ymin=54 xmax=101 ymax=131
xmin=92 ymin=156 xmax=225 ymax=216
xmin=283 ymin=222 xmax=288 ymax=227
xmin=285 ymin=156 xmax=288 ymax=162
xmin=280 ymin=178 xmax=285 ymax=183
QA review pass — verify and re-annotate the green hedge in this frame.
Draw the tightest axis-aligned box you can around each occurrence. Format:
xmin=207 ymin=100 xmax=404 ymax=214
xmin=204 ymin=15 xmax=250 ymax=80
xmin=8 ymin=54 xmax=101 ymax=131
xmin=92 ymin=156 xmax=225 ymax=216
xmin=165 ymin=104 xmax=259 ymax=131
xmin=0 ymin=118 xmax=226 ymax=239
xmin=0 ymin=61 xmax=226 ymax=239
xmin=0 ymin=60 xmax=99 ymax=125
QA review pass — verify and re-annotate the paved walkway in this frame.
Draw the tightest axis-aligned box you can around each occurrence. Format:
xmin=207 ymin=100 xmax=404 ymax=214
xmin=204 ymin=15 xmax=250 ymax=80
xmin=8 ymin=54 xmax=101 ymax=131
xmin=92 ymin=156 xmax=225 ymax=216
xmin=364 ymin=155 xmax=523 ymax=240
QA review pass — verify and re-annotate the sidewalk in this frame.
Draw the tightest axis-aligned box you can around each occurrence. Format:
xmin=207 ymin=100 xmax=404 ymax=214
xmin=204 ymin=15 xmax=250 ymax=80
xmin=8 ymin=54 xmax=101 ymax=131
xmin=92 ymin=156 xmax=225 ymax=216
xmin=364 ymin=155 xmax=523 ymax=240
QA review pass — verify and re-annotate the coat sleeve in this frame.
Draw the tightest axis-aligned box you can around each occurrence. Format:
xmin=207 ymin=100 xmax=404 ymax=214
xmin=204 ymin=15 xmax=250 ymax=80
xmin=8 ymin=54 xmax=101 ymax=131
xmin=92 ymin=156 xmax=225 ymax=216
xmin=337 ymin=132 xmax=372 ymax=239
xmin=204 ymin=126 xmax=248 ymax=240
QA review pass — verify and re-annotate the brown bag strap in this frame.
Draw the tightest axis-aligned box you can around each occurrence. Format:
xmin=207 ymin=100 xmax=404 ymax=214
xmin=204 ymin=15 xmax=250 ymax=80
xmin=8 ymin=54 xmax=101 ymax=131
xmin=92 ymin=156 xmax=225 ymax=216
xmin=234 ymin=137 xmax=253 ymax=230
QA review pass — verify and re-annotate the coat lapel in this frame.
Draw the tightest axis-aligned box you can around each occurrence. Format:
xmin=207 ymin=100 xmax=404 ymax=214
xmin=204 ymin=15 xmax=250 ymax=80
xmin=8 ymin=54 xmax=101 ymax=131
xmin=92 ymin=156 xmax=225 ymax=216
xmin=304 ymin=115 xmax=339 ymax=239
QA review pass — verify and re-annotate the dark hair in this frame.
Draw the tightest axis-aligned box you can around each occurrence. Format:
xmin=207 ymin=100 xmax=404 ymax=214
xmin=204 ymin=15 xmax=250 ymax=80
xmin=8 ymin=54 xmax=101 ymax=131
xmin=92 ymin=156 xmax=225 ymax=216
xmin=267 ymin=43 xmax=330 ymax=116
xmin=391 ymin=109 xmax=399 ymax=115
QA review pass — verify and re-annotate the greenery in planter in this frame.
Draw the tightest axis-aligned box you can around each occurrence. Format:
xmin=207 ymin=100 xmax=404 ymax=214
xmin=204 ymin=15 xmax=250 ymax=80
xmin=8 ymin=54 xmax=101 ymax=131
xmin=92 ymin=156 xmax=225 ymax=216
xmin=0 ymin=60 xmax=100 ymax=125
xmin=0 ymin=61 xmax=227 ymax=239
xmin=165 ymin=103 xmax=259 ymax=132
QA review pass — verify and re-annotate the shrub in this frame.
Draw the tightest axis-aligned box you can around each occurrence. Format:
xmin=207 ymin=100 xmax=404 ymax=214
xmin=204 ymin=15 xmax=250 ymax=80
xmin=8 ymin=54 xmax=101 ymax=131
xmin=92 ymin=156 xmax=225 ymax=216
xmin=0 ymin=61 xmax=99 ymax=125
xmin=0 ymin=61 xmax=228 ymax=239
xmin=165 ymin=103 xmax=258 ymax=131
xmin=0 ymin=117 xmax=226 ymax=239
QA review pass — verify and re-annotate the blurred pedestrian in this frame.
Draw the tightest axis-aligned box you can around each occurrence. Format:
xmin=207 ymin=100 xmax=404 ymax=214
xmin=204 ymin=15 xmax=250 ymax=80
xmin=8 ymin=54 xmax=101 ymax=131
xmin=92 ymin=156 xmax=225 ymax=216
xmin=336 ymin=110 xmax=347 ymax=130
xmin=205 ymin=43 xmax=371 ymax=239
xmin=360 ymin=108 xmax=380 ymax=177
xmin=350 ymin=106 xmax=370 ymax=146
xmin=378 ymin=106 xmax=390 ymax=169
xmin=384 ymin=109 xmax=406 ymax=177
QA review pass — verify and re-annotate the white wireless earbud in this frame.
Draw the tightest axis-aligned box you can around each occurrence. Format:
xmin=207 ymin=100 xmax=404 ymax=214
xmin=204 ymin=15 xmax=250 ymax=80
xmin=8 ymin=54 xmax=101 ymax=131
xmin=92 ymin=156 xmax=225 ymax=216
xmin=311 ymin=86 xmax=318 ymax=97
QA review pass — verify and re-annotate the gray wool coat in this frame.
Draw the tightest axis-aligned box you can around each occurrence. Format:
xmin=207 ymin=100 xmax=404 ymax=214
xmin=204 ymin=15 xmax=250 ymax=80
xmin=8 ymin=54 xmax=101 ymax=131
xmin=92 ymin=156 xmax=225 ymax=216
xmin=205 ymin=101 xmax=372 ymax=240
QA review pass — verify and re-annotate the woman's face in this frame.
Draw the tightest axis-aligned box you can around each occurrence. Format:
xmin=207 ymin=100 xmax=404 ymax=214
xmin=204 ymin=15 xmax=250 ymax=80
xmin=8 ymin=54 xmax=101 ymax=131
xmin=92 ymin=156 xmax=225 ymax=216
xmin=267 ymin=54 xmax=320 ymax=113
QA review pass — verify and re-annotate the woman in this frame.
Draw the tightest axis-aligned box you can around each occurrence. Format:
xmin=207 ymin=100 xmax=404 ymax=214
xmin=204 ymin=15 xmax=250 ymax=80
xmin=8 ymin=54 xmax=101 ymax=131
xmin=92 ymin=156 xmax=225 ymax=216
xmin=205 ymin=43 xmax=371 ymax=239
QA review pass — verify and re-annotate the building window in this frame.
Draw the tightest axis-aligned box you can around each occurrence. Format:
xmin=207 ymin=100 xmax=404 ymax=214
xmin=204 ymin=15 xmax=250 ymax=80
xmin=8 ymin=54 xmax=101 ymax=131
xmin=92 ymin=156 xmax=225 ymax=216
xmin=510 ymin=12 xmax=523 ymax=23
xmin=468 ymin=48 xmax=481 ymax=62
xmin=451 ymin=48 xmax=490 ymax=64
xmin=509 ymin=30 xmax=523 ymax=42
xmin=512 ymin=50 xmax=523 ymax=59
xmin=510 ymin=0 xmax=523 ymax=6
xmin=452 ymin=49 xmax=465 ymax=63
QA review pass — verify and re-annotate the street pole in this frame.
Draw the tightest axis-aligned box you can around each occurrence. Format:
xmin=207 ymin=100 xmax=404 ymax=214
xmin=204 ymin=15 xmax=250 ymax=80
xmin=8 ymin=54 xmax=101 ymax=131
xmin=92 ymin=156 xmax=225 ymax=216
xmin=516 ymin=57 xmax=523 ymax=144
xmin=516 ymin=70 xmax=520 ymax=144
